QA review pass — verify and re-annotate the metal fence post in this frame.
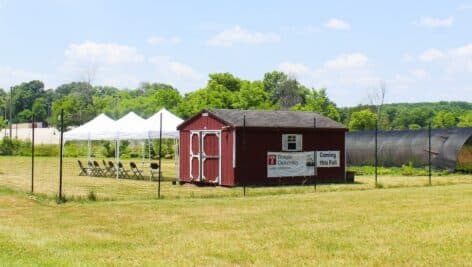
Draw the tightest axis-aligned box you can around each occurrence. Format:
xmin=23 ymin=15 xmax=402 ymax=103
xmin=428 ymin=123 xmax=432 ymax=185
xmin=157 ymin=112 xmax=162 ymax=199
xmin=243 ymin=115 xmax=246 ymax=197
xmin=374 ymin=120 xmax=378 ymax=187
xmin=31 ymin=113 xmax=35 ymax=194
xmin=59 ymin=109 xmax=64 ymax=201
xmin=313 ymin=116 xmax=317 ymax=191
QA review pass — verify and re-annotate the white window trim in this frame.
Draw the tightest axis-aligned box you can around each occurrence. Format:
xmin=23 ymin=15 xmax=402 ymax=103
xmin=282 ymin=134 xmax=303 ymax=151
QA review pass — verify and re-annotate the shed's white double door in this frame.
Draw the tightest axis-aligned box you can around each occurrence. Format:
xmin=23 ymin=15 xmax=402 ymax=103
xmin=190 ymin=131 xmax=220 ymax=183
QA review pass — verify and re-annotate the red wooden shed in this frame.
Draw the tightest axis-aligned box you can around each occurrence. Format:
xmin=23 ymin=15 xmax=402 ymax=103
xmin=177 ymin=109 xmax=348 ymax=186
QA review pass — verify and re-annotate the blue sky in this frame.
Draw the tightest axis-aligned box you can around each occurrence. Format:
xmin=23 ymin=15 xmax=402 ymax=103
xmin=1 ymin=0 xmax=471 ymax=106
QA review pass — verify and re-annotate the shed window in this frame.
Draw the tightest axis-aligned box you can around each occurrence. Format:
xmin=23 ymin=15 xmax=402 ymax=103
xmin=282 ymin=134 xmax=302 ymax=151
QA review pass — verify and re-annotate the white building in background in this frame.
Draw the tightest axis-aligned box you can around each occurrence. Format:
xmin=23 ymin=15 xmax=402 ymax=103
xmin=1 ymin=123 xmax=60 ymax=145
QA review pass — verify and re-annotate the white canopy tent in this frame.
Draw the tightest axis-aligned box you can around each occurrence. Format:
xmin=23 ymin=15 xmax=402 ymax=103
xmin=114 ymin=111 xmax=149 ymax=140
xmin=63 ymin=113 xmax=116 ymax=141
xmin=63 ymin=109 xmax=183 ymax=180
xmin=63 ymin=113 xmax=117 ymax=164
xmin=146 ymin=108 xmax=183 ymax=138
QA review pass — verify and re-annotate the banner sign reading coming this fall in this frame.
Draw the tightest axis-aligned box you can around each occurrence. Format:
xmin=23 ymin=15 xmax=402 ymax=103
xmin=267 ymin=152 xmax=315 ymax=177
xmin=316 ymin=151 xmax=340 ymax=167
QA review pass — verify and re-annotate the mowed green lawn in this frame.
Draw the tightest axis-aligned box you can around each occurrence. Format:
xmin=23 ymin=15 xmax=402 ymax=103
xmin=0 ymin=184 xmax=471 ymax=266
xmin=0 ymin=156 xmax=471 ymax=201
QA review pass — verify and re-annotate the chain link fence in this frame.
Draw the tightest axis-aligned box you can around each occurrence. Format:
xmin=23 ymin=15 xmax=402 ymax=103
xmin=0 ymin=111 xmax=471 ymax=202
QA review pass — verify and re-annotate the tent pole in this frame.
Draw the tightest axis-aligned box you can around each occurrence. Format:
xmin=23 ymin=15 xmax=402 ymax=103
xmin=141 ymin=141 xmax=145 ymax=170
xmin=116 ymin=139 xmax=120 ymax=179
xmin=148 ymin=138 xmax=151 ymax=181
xmin=87 ymin=138 xmax=91 ymax=176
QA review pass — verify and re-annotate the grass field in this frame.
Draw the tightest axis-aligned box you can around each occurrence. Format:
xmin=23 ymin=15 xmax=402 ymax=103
xmin=0 ymin=156 xmax=471 ymax=201
xmin=0 ymin=184 xmax=471 ymax=266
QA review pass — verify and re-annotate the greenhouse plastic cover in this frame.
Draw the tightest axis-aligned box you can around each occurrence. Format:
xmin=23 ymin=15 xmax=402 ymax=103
xmin=346 ymin=127 xmax=472 ymax=170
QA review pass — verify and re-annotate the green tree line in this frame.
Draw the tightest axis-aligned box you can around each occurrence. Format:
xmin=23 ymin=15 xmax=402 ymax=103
xmin=0 ymin=71 xmax=471 ymax=131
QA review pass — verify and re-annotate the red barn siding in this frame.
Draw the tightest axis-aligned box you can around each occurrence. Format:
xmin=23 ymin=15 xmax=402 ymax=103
xmin=220 ymin=130 xmax=234 ymax=186
xmin=235 ymin=128 xmax=346 ymax=186
xmin=179 ymin=131 xmax=190 ymax=182
xmin=179 ymin=114 xmax=234 ymax=184
xmin=179 ymin=112 xmax=346 ymax=186
xmin=203 ymin=134 xmax=219 ymax=156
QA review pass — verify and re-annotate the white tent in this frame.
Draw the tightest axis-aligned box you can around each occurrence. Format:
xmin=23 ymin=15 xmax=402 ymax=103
xmin=63 ymin=113 xmax=116 ymax=141
xmin=114 ymin=111 xmax=149 ymax=140
xmin=146 ymin=108 xmax=183 ymax=138
xmin=64 ymin=109 xmax=183 ymax=141
xmin=63 ymin=110 xmax=183 ymax=179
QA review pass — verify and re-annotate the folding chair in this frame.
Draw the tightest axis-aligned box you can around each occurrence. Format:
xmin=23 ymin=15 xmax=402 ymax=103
xmin=108 ymin=161 xmax=117 ymax=177
xmin=129 ymin=161 xmax=145 ymax=179
xmin=102 ymin=159 xmax=114 ymax=176
xmin=118 ymin=162 xmax=131 ymax=178
xmin=93 ymin=160 xmax=106 ymax=177
xmin=88 ymin=161 xmax=103 ymax=177
xmin=77 ymin=160 xmax=90 ymax=176
xmin=149 ymin=162 xmax=160 ymax=181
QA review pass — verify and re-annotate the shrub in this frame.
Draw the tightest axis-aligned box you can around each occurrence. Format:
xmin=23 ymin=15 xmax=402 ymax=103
xmin=87 ymin=190 xmax=97 ymax=201
xmin=401 ymin=162 xmax=415 ymax=176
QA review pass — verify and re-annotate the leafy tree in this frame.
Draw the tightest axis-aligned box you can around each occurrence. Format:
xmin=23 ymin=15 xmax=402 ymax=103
xmin=432 ymin=111 xmax=457 ymax=128
xmin=232 ymin=81 xmax=273 ymax=110
xmin=17 ymin=109 xmax=33 ymax=121
xmin=94 ymin=86 xmax=119 ymax=97
xmin=151 ymin=87 xmax=182 ymax=110
xmin=176 ymin=84 xmax=234 ymax=118
xmin=458 ymin=111 xmax=472 ymax=127
xmin=408 ymin=124 xmax=421 ymax=130
xmin=291 ymin=88 xmax=340 ymax=121
xmin=51 ymin=95 xmax=94 ymax=129
xmin=391 ymin=107 xmax=434 ymax=129
xmin=32 ymin=98 xmax=48 ymax=122
xmin=55 ymin=82 xmax=95 ymax=105
xmin=11 ymin=80 xmax=45 ymax=122
xmin=348 ymin=109 xmax=377 ymax=131
xmin=276 ymin=78 xmax=306 ymax=109
xmin=0 ymin=88 xmax=6 ymax=114
xmin=208 ymin=73 xmax=241 ymax=92
xmin=263 ymin=71 xmax=287 ymax=101
xmin=139 ymin=82 xmax=175 ymax=96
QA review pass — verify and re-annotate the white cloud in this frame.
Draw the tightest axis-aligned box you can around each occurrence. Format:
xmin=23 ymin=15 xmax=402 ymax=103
xmin=276 ymin=53 xmax=379 ymax=106
xmin=149 ymin=56 xmax=203 ymax=86
xmin=147 ymin=36 xmax=181 ymax=45
xmin=61 ymin=41 xmax=145 ymax=87
xmin=324 ymin=53 xmax=368 ymax=69
xmin=409 ymin=69 xmax=429 ymax=80
xmin=207 ymin=25 xmax=280 ymax=47
xmin=418 ymin=48 xmax=445 ymax=62
xmin=418 ymin=44 xmax=472 ymax=73
xmin=418 ymin=16 xmax=453 ymax=27
xmin=282 ymin=25 xmax=322 ymax=35
xmin=277 ymin=62 xmax=310 ymax=77
xmin=458 ymin=4 xmax=472 ymax=10
xmin=0 ymin=65 xmax=52 ymax=89
xmin=324 ymin=18 xmax=351 ymax=30
xmin=449 ymin=44 xmax=472 ymax=57
xmin=401 ymin=54 xmax=414 ymax=62
xmin=64 ymin=41 xmax=144 ymax=65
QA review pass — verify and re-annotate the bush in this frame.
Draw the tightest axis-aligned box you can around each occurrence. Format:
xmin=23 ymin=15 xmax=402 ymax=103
xmin=33 ymin=145 xmax=60 ymax=157
xmin=348 ymin=165 xmax=452 ymax=176
xmin=0 ymin=137 xmax=22 ymax=155
xmin=87 ymin=190 xmax=97 ymax=201
xmin=401 ymin=162 xmax=415 ymax=176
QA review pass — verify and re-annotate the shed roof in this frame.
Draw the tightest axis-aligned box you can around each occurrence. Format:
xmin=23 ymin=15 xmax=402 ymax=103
xmin=181 ymin=109 xmax=347 ymax=129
